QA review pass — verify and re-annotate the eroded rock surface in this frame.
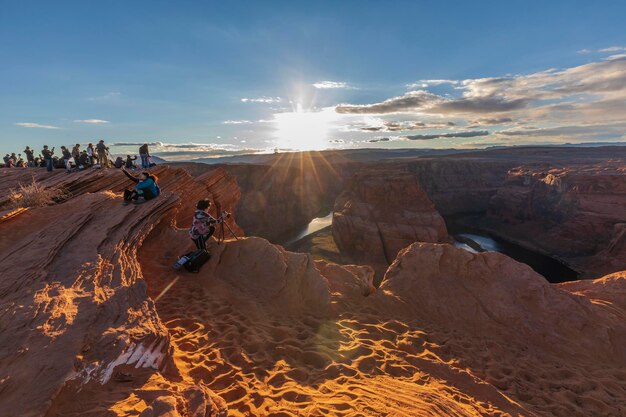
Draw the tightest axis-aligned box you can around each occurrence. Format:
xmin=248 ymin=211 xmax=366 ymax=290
xmin=332 ymin=170 xmax=448 ymax=267
xmin=486 ymin=163 xmax=626 ymax=276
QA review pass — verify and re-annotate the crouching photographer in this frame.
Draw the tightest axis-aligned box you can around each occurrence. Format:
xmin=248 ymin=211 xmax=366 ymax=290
xmin=189 ymin=199 xmax=220 ymax=250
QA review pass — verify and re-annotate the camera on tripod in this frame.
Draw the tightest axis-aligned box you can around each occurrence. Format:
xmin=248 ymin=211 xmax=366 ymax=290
xmin=216 ymin=209 xmax=238 ymax=244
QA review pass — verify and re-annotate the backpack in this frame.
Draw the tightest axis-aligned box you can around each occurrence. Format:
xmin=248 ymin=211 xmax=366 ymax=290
xmin=182 ymin=249 xmax=211 ymax=272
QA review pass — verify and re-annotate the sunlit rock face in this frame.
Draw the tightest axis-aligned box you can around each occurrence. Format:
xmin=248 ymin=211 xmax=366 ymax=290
xmin=376 ymin=242 xmax=626 ymax=417
xmin=0 ymin=167 xmax=237 ymax=417
xmin=332 ymin=170 xmax=448 ymax=267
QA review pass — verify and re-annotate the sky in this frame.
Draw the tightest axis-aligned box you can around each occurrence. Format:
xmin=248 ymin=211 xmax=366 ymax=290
xmin=1 ymin=1 xmax=626 ymax=160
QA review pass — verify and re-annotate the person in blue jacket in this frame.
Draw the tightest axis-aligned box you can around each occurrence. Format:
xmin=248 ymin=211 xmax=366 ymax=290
xmin=121 ymin=167 xmax=160 ymax=205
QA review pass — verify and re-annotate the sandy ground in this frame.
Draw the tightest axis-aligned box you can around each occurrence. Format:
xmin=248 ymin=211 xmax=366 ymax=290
xmin=137 ymin=226 xmax=529 ymax=417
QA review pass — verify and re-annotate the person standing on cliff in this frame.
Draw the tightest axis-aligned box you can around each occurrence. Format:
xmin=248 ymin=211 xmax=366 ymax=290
xmin=189 ymin=199 xmax=219 ymax=250
xmin=42 ymin=145 xmax=54 ymax=172
xmin=60 ymin=146 xmax=72 ymax=173
xmin=23 ymin=146 xmax=35 ymax=167
xmin=86 ymin=143 xmax=96 ymax=165
xmin=139 ymin=143 xmax=151 ymax=169
xmin=96 ymin=140 xmax=110 ymax=168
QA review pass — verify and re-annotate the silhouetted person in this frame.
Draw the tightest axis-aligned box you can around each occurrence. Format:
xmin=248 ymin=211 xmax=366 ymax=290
xmin=125 ymin=154 xmax=137 ymax=169
xmin=86 ymin=143 xmax=96 ymax=165
xmin=71 ymin=144 xmax=81 ymax=165
xmin=139 ymin=143 xmax=151 ymax=169
xmin=24 ymin=146 xmax=35 ymax=166
xmin=60 ymin=146 xmax=72 ymax=173
xmin=42 ymin=146 xmax=54 ymax=171
xmin=78 ymin=151 xmax=90 ymax=170
xmin=96 ymin=140 xmax=110 ymax=168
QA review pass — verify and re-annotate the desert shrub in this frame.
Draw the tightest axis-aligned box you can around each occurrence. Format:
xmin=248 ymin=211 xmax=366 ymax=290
xmin=9 ymin=178 xmax=71 ymax=209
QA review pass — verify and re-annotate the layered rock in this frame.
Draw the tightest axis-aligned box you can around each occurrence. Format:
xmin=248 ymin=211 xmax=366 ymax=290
xmin=217 ymin=155 xmax=361 ymax=242
xmin=375 ymin=242 xmax=626 ymax=416
xmin=332 ymin=170 xmax=448 ymax=267
xmin=0 ymin=167 xmax=238 ymax=416
xmin=406 ymin=158 xmax=514 ymax=215
xmin=486 ymin=163 xmax=626 ymax=276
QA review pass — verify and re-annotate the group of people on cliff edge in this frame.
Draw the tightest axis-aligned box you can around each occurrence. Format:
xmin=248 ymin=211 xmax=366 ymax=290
xmin=1 ymin=141 xmax=155 ymax=172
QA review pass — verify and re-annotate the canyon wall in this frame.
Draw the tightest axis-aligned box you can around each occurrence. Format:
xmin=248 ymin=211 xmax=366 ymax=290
xmin=332 ymin=170 xmax=448 ymax=268
xmin=485 ymin=163 xmax=626 ymax=277
xmin=220 ymin=158 xmax=360 ymax=242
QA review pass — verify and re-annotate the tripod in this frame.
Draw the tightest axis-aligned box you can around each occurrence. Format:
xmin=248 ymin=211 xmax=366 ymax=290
xmin=216 ymin=212 xmax=240 ymax=245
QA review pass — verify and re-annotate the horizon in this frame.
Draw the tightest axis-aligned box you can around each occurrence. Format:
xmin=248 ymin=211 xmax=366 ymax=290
xmin=2 ymin=1 xmax=626 ymax=158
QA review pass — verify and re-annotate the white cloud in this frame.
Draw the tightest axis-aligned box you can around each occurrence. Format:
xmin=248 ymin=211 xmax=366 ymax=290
xmin=74 ymin=119 xmax=110 ymax=124
xmin=599 ymin=46 xmax=626 ymax=53
xmin=336 ymin=56 xmax=626 ymax=143
xmin=407 ymin=79 xmax=460 ymax=89
xmin=313 ymin=81 xmax=356 ymax=89
xmin=577 ymin=49 xmax=591 ymax=54
xmin=241 ymin=97 xmax=282 ymax=103
xmin=15 ymin=122 xmax=60 ymax=129
xmin=223 ymin=120 xmax=253 ymax=125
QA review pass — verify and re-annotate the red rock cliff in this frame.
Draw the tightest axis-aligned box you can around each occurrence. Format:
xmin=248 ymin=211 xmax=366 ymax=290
xmin=332 ymin=170 xmax=448 ymax=267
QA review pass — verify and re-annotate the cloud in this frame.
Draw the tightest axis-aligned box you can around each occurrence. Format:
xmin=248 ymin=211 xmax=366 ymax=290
xmin=599 ymin=46 xmax=626 ymax=53
xmin=404 ymin=130 xmax=489 ymax=140
xmin=15 ymin=122 xmax=60 ymax=129
xmin=359 ymin=120 xmax=456 ymax=132
xmin=241 ymin=97 xmax=282 ymax=103
xmin=468 ymin=117 xmax=513 ymax=127
xmin=223 ymin=120 xmax=253 ymax=125
xmin=368 ymin=137 xmax=391 ymax=143
xmin=335 ymin=56 xmax=626 ymax=144
xmin=577 ymin=49 xmax=591 ymax=54
xmin=406 ymin=79 xmax=460 ymax=88
xmin=313 ymin=81 xmax=356 ymax=89
xmin=496 ymin=122 xmax=626 ymax=139
xmin=74 ymin=119 xmax=109 ymax=124
xmin=336 ymin=90 xmax=441 ymax=114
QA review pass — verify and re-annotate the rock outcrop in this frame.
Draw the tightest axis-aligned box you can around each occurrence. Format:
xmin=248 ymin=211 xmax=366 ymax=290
xmin=0 ymin=167 xmax=238 ymax=416
xmin=485 ymin=163 xmax=626 ymax=276
xmin=332 ymin=170 xmax=448 ymax=267
xmin=376 ymin=242 xmax=626 ymax=416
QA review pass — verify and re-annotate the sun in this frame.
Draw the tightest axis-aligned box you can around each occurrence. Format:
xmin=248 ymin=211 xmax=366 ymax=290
xmin=274 ymin=104 xmax=338 ymax=151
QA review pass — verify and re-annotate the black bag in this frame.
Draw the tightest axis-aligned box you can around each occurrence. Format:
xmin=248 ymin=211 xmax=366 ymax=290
xmin=183 ymin=249 xmax=210 ymax=272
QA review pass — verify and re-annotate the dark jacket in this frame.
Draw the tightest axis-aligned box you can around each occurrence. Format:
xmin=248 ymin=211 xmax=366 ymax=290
xmin=61 ymin=149 xmax=72 ymax=159
xmin=96 ymin=142 xmax=107 ymax=152
xmin=125 ymin=155 xmax=137 ymax=168
xmin=24 ymin=149 xmax=34 ymax=161
xmin=42 ymin=149 xmax=54 ymax=160
xmin=139 ymin=144 xmax=149 ymax=155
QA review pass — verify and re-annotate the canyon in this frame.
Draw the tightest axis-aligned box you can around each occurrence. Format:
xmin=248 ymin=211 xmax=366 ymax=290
xmin=0 ymin=145 xmax=624 ymax=416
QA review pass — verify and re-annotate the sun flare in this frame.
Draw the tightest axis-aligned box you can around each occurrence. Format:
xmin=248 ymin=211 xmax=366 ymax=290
xmin=274 ymin=104 xmax=339 ymax=151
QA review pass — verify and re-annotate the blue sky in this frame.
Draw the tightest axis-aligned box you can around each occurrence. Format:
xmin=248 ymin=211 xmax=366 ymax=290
xmin=1 ymin=1 xmax=626 ymax=159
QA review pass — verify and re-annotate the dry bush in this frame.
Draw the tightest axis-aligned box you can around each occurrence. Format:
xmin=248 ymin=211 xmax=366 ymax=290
xmin=9 ymin=178 xmax=71 ymax=209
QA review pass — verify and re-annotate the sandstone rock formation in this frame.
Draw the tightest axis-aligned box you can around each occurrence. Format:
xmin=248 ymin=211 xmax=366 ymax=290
xmin=486 ymin=163 xmax=626 ymax=276
xmin=1 ymin=153 xmax=625 ymax=417
xmin=375 ymin=242 xmax=626 ymax=416
xmin=0 ymin=167 xmax=239 ymax=417
xmin=332 ymin=170 xmax=448 ymax=267
xmin=222 ymin=156 xmax=359 ymax=242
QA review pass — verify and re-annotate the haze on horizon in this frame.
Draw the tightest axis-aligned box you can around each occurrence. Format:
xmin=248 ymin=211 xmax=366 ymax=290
xmin=1 ymin=1 xmax=626 ymax=159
